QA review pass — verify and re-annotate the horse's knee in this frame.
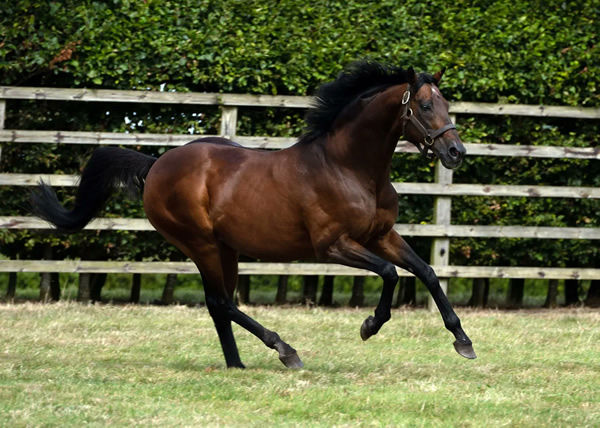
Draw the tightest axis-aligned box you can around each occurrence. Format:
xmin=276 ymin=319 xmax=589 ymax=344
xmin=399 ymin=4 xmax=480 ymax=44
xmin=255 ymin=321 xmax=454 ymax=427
xmin=422 ymin=265 xmax=438 ymax=285
xmin=381 ymin=263 xmax=398 ymax=285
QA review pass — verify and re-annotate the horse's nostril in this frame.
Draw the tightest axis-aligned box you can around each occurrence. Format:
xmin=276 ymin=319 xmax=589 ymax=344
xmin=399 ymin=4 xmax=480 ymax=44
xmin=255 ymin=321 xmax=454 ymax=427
xmin=449 ymin=146 xmax=459 ymax=158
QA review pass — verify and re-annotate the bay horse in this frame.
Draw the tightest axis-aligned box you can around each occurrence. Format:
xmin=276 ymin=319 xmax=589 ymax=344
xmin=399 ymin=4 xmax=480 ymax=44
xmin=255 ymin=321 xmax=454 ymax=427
xmin=31 ymin=61 xmax=475 ymax=369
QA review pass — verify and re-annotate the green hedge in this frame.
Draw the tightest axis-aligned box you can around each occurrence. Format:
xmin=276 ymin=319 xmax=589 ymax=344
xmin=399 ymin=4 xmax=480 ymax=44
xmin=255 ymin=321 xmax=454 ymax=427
xmin=0 ymin=0 xmax=598 ymax=272
xmin=2 ymin=0 xmax=598 ymax=103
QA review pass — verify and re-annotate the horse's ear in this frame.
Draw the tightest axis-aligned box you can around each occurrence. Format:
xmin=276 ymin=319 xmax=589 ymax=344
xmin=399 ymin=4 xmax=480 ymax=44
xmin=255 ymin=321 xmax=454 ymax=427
xmin=433 ymin=68 xmax=445 ymax=85
xmin=407 ymin=67 xmax=417 ymax=86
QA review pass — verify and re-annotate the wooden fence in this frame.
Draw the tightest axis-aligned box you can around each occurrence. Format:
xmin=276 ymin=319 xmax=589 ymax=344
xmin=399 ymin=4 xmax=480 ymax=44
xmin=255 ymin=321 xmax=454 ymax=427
xmin=1 ymin=86 xmax=599 ymax=303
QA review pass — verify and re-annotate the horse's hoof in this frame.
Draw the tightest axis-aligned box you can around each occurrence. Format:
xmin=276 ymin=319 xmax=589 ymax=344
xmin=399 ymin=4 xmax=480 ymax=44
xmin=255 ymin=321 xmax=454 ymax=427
xmin=226 ymin=362 xmax=246 ymax=369
xmin=279 ymin=352 xmax=304 ymax=369
xmin=453 ymin=340 xmax=477 ymax=359
xmin=360 ymin=316 xmax=376 ymax=341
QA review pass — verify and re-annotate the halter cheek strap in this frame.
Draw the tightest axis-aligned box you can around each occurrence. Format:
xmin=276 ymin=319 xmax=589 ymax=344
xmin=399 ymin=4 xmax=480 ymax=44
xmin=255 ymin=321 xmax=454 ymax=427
xmin=400 ymin=90 xmax=457 ymax=158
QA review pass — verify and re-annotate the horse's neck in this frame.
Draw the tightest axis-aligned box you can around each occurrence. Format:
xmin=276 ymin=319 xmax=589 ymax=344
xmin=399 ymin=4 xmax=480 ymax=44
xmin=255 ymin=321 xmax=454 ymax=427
xmin=326 ymin=85 xmax=405 ymax=182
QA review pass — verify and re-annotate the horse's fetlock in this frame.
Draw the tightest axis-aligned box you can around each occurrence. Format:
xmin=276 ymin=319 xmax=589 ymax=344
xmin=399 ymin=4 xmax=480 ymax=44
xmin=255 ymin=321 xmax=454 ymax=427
xmin=263 ymin=330 xmax=281 ymax=348
xmin=375 ymin=308 xmax=391 ymax=323
xmin=444 ymin=314 xmax=461 ymax=332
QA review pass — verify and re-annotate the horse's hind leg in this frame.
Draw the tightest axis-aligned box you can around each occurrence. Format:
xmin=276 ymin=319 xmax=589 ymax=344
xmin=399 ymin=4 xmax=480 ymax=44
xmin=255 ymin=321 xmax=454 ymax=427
xmin=197 ymin=244 xmax=303 ymax=369
xmin=203 ymin=278 xmax=245 ymax=369
xmin=227 ymin=304 xmax=304 ymax=369
xmin=204 ymin=244 xmax=245 ymax=368
xmin=185 ymin=243 xmax=244 ymax=368
xmin=216 ymin=243 xmax=303 ymax=369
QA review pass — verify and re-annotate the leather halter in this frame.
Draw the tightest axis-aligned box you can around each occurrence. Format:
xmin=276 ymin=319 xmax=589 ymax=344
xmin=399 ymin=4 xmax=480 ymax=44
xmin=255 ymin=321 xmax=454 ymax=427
xmin=400 ymin=89 xmax=457 ymax=158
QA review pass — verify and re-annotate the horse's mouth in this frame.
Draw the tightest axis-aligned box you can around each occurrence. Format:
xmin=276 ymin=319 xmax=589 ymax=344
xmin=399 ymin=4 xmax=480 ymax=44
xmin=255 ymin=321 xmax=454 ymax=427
xmin=439 ymin=155 xmax=463 ymax=169
xmin=434 ymin=141 xmax=466 ymax=169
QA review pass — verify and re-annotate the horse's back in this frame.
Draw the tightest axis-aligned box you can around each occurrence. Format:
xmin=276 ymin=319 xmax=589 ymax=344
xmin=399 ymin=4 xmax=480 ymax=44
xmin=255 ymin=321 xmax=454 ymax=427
xmin=186 ymin=136 xmax=244 ymax=148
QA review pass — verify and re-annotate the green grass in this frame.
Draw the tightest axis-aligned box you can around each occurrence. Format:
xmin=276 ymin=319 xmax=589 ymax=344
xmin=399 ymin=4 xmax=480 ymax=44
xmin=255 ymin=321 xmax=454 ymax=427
xmin=1 ymin=304 xmax=598 ymax=427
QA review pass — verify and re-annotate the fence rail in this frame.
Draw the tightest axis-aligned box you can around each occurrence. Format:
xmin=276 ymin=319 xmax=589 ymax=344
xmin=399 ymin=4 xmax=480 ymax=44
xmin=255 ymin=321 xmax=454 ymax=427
xmin=3 ymin=173 xmax=600 ymax=199
xmin=2 ymin=216 xmax=599 ymax=240
xmin=1 ymin=86 xmax=599 ymax=297
xmin=3 ymin=86 xmax=600 ymax=119
xmin=1 ymin=130 xmax=599 ymax=158
xmin=0 ymin=260 xmax=598 ymax=280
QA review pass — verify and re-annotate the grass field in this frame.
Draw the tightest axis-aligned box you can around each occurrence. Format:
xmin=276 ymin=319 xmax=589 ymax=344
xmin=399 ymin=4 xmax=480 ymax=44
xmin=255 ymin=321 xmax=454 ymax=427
xmin=1 ymin=303 xmax=598 ymax=427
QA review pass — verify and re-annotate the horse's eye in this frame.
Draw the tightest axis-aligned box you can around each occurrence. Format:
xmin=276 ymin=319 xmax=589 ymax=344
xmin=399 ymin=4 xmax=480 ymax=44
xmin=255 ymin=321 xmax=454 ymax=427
xmin=421 ymin=103 xmax=432 ymax=111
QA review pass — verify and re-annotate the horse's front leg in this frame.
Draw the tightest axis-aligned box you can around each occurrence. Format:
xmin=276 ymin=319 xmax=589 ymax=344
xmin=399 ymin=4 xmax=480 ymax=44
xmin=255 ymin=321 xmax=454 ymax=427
xmin=367 ymin=229 xmax=476 ymax=359
xmin=325 ymin=234 xmax=400 ymax=340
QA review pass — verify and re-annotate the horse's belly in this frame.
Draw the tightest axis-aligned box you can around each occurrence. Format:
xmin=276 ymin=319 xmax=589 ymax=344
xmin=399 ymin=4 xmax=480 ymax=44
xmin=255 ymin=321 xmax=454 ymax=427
xmin=214 ymin=213 xmax=315 ymax=261
xmin=210 ymin=179 xmax=315 ymax=260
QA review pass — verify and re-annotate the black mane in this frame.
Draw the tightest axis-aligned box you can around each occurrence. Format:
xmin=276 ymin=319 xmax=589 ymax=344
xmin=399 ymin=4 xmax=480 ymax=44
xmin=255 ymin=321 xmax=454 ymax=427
xmin=300 ymin=60 xmax=437 ymax=143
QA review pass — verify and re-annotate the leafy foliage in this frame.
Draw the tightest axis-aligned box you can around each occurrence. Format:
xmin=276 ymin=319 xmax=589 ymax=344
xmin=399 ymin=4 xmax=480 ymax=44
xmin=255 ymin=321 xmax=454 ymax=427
xmin=0 ymin=0 xmax=598 ymax=270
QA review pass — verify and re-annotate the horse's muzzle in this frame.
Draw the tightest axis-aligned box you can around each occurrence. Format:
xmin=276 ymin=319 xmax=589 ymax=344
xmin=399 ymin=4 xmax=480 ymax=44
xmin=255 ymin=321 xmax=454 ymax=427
xmin=439 ymin=140 xmax=466 ymax=169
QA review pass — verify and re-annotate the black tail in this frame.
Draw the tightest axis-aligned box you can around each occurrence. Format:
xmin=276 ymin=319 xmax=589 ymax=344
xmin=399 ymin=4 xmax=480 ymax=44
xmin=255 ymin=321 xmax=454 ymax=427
xmin=31 ymin=147 xmax=157 ymax=232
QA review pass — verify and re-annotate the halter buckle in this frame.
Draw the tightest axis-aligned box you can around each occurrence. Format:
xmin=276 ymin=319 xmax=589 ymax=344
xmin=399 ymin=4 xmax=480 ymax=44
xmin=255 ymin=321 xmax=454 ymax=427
xmin=424 ymin=135 xmax=434 ymax=147
xmin=402 ymin=91 xmax=411 ymax=105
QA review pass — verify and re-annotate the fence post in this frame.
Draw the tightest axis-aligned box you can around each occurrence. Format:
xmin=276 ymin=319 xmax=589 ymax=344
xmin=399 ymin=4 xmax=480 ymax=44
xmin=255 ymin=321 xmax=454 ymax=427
xmin=319 ymin=275 xmax=334 ymax=306
xmin=130 ymin=273 xmax=141 ymax=303
xmin=275 ymin=275 xmax=288 ymax=304
xmin=220 ymin=106 xmax=248 ymax=303
xmin=78 ymin=273 xmax=91 ymax=302
xmin=0 ymin=100 xmax=5 ymax=129
xmin=220 ymin=106 xmax=238 ymax=139
xmin=1 ymin=100 xmax=7 ymax=295
xmin=428 ymin=114 xmax=455 ymax=310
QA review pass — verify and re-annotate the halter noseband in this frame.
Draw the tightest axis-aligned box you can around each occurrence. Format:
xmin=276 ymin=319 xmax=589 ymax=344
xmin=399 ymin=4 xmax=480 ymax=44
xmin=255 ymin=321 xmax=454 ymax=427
xmin=400 ymin=89 xmax=457 ymax=158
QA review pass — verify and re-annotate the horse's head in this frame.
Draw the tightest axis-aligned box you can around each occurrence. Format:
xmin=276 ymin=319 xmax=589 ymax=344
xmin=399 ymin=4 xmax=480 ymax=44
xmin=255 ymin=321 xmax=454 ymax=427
xmin=401 ymin=68 xmax=466 ymax=169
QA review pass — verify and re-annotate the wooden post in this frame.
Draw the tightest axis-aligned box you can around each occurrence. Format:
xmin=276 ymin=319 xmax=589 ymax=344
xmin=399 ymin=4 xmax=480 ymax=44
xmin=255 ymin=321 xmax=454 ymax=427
xmin=395 ymin=276 xmax=416 ymax=307
xmin=220 ymin=106 xmax=238 ymax=139
xmin=90 ymin=273 xmax=107 ymax=302
xmin=585 ymin=280 xmax=600 ymax=307
xmin=564 ymin=279 xmax=580 ymax=305
xmin=349 ymin=276 xmax=365 ymax=307
xmin=427 ymin=114 xmax=455 ymax=310
xmin=130 ymin=273 xmax=141 ymax=303
xmin=0 ymin=99 xmax=5 ymax=129
xmin=302 ymin=275 xmax=318 ymax=305
xmin=544 ymin=279 xmax=558 ymax=308
xmin=237 ymin=275 xmax=250 ymax=304
xmin=221 ymin=106 xmax=247 ymax=305
xmin=40 ymin=246 xmax=60 ymax=302
xmin=49 ymin=273 xmax=60 ymax=301
xmin=0 ymin=99 xmax=5 ymax=165
xmin=468 ymin=278 xmax=489 ymax=307
xmin=428 ymin=160 xmax=453 ymax=310
xmin=275 ymin=275 xmax=288 ymax=304
xmin=6 ymin=272 xmax=17 ymax=300
xmin=160 ymin=273 xmax=177 ymax=305
xmin=319 ymin=276 xmax=334 ymax=306
xmin=78 ymin=273 xmax=91 ymax=302
xmin=507 ymin=278 xmax=525 ymax=308
xmin=1 ymin=101 xmax=8 ymax=295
